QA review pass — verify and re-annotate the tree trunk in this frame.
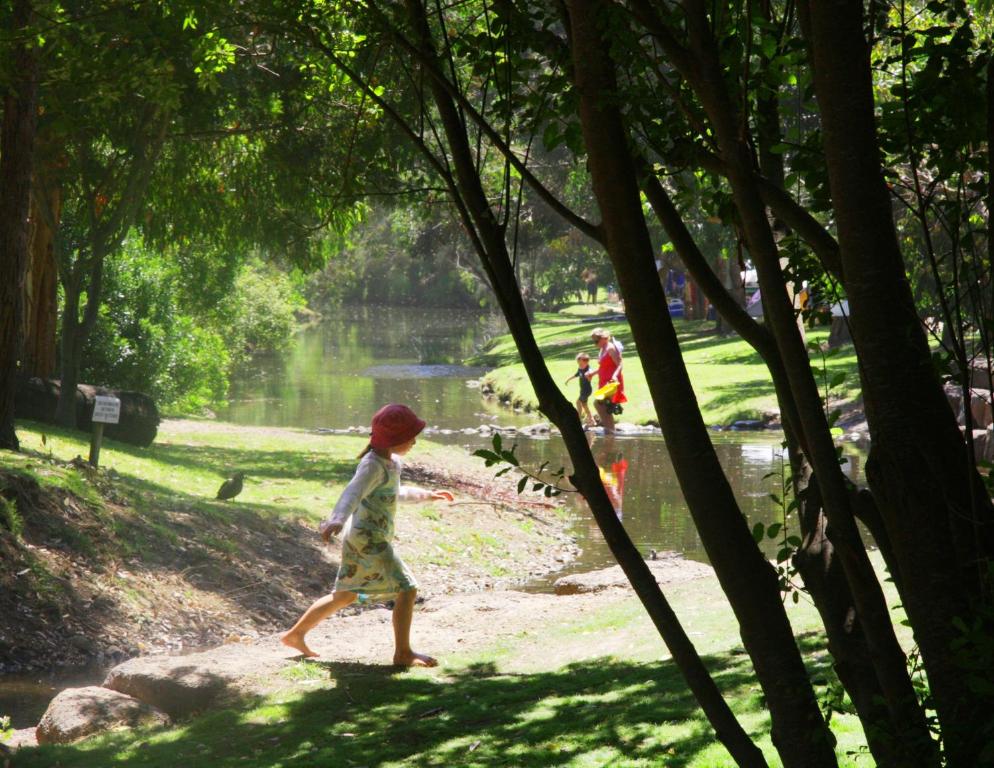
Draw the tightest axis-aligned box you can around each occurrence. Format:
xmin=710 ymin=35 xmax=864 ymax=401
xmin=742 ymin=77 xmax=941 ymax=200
xmin=642 ymin=170 xmax=908 ymax=764
xmin=55 ymin=280 xmax=86 ymax=428
xmin=16 ymin=377 xmax=159 ymax=446
xmin=665 ymin=4 xmax=935 ymax=761
xmin=0 ymin=0 xmax=40 ymax=452
xmin=568 ymin=3 xmax=836 ymax=765
xmin=396 ymin=2 xmax=767 ymax=765
xmin=799 ymin=3 xmax=994 ymax=763
xmin=23 ymin=182 xmax=60 ymax=379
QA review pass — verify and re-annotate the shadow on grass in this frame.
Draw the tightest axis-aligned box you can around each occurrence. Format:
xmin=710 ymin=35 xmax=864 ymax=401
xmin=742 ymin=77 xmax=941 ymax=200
xmin=15 ymin=653 xmax=771 ymax=768
xmin=698 ymin=380 xmax=778 ymax=418
xmin=8 ymin=422 xmax=354 ymax=632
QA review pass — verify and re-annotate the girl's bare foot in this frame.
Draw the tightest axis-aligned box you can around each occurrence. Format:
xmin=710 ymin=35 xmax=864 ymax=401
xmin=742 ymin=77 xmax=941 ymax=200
xmin=394 ymin=650 xmax=437 ymax=667
xmin=281 ymin=630 xmax=319 ymax=658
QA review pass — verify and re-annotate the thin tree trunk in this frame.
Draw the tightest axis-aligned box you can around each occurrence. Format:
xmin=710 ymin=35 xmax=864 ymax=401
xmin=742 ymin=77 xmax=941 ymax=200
xmin=0 ymin=0 xmax=39 ymax=451
xmin=798 ymin=4 xmax=994 ymax=764
xmin=396 ymin=2 xmax=767 ymax=764
xmin=55 ymin=280 xmax=85 ymax=428
xmin=654 ymin=4 xmax=935 ymax=762
xmin=23 ymin=183 xmax=60 ymax=379
xmin=642 ymin=170 xmax=909 ymax=764
xmin=568 ymin=2 xmax=836 ymax=765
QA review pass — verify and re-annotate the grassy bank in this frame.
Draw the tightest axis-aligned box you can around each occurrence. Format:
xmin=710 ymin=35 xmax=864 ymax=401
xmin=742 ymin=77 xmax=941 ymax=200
xmin=470 ymin=305 xmax=861 ymax=427
xmin=12 ymin=569 xmax=875 ymax=767
xmin=0 ymin=419 xmax=568 ymax=672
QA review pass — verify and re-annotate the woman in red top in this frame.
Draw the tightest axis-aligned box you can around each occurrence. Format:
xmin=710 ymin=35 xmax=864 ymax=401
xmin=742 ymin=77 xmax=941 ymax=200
xmin=588 ymin=327 xmax=626 ymax=434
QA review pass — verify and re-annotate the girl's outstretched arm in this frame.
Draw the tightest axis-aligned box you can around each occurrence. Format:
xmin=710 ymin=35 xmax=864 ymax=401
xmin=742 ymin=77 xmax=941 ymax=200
xmin=320 ymin=455 xmax=386 ymax=538
xmin=398 ymin=486 xmax=454 ymax=502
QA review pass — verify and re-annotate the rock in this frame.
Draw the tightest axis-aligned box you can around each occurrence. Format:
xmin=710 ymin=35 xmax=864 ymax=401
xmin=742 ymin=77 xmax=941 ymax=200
xmin=518 ymin=422 xmax=552 ymax=436
xmin=35 ymin=686 xmax=169 ymax=745
xmin=15 ymin=377 xmax=160 ymax=447
xmin=729 ymin=419 xmax=766 ymax=431
xmin=945 ymin=382 xmax=964 ymax=423
xmin=2 ymin=727 xmax=38 ymax=749
xmin=553 ymin=554 xmax=713 ymax=595
xmin=970 ymin=389 xmax=993 ymax=429
xmin=103 ymin=657 xmax=229 ymax=718
xmin=970 ymin=427 xmax=994 ymax=464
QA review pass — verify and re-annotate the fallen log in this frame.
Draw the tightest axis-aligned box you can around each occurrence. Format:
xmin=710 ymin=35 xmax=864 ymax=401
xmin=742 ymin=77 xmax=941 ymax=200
xmin=15 ymin=377 xmax=159 ymax=447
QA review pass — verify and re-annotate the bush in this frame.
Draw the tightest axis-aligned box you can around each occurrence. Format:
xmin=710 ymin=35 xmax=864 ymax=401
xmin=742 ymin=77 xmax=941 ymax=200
xmin=80 ymin=239 xmax=302 ymax=414
xmin=221 ymin=261 xmax=304 ymax=366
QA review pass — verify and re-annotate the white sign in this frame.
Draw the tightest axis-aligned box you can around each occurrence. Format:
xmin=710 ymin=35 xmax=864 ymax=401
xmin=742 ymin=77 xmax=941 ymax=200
xmin=92 ymin=396 xmax=121 ymax=424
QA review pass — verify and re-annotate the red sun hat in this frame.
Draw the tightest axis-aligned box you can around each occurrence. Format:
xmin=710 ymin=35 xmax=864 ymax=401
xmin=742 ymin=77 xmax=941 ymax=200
xmin=370 ymin=404 xmax=426 ymax=451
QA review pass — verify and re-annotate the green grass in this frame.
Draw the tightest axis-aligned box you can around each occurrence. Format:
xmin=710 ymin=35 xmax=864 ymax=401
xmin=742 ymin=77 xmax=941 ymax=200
xmin=13 ymin=572 xmax=876 ymax=767
xmin=4 ymin=420 xmax=374 ymax=540
xmin=470 ymin=308 xmax=861 ymax=427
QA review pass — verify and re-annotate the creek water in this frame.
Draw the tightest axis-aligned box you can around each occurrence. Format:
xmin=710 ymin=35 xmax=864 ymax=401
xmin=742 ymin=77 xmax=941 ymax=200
xmin=221 ymin=305 xmax=864 ymax=575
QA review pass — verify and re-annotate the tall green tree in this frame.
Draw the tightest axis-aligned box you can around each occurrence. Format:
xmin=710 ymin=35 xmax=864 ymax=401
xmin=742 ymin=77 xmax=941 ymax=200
xmin=263 ymin=0 xmax=994 ymax=763
xmin=0 ymin=0 xmax=40 ymax=451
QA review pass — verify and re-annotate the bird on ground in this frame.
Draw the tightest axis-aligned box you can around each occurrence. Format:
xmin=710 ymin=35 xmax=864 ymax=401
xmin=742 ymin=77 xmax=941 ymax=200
xmin=216 ymin=472 xmax=245 ymax=501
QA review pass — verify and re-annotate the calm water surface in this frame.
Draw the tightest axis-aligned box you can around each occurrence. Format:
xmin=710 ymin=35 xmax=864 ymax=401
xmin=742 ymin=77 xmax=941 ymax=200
xmin=222 ymin=305 xmax=864 ymax=574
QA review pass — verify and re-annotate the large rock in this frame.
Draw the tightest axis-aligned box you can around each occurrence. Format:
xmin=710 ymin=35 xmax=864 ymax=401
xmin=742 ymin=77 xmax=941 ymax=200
xmin=35 ymin=686 xmax=168 ymax=745
xmin=15 ymin=377 xmax=159 ymax=447
xmin=103 ymin=657 xmax=230 ymax=718
xmin=554 ymin=553 xmax=713 ymax=595
xmin=970 ymin=389 xmax=993 ymax=429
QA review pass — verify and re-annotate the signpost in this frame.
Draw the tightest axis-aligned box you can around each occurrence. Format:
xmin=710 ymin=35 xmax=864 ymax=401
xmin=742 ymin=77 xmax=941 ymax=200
xmin=89 ymin=395 xmax=121 ymax=467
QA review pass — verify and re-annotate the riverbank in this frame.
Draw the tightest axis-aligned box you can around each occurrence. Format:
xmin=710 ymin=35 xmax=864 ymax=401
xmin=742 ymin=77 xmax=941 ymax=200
xmin=2 ymin=418 xmax=879 ymax=765
xmin=469 ymin=306 xmax=863 ymax=429
xmin=0 ymin=419 xmax=576 ymax=677
xmin=7 ymin=558 xmax=873 ymax=767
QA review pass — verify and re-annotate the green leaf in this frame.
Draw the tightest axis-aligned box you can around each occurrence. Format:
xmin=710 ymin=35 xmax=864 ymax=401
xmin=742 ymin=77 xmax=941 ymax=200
xmin=517 ymin=476 xmax=528 ymax=494
xmin=542 ymin=122 xmax=562 ymax=150
xmin=752 ymin=522 xmax=765 ymax=543
xmin=767 ymin=522 xmax=783 ymax=539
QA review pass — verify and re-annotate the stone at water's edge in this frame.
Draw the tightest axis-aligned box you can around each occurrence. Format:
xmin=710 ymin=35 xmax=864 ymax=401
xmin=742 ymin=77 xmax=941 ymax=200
xmin=35 ymin=686 xmax=169 ymax=744
xmin=553 ymin=553 xmax=713 ymax=595
xmin=2 ymin=728 xmax=38 ymax=750
xmin=103 ymin=657 xmax=230 ymax=718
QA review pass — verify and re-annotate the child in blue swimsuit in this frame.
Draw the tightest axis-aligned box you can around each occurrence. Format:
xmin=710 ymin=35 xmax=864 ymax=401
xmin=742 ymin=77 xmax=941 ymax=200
xmin=564 ymin=352 xmax=595 ymax=427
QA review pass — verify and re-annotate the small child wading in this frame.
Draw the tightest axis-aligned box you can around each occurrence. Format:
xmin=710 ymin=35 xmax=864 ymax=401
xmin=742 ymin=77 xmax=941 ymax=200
xmin=281 ymin=404 xmax=453 ymax=667
xmin=563 ymin=352 xmax=595 ymax=427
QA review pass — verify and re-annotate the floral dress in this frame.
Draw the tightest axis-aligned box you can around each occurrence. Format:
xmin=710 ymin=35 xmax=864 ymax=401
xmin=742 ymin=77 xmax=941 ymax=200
xmin=326 ymin=451 xmax=430 ymax=597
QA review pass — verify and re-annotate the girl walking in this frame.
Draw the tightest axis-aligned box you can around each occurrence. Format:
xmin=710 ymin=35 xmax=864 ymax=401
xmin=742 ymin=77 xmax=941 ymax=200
xmin=281 ymin=404 xmax=453 ymax=666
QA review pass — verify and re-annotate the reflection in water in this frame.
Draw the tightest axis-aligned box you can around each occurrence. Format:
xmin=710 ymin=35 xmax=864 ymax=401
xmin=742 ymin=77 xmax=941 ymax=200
xmin=499 ymin=433 xmax=864 ymax=583
xmin=591 ymin=435 xmax=628 ymax=518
